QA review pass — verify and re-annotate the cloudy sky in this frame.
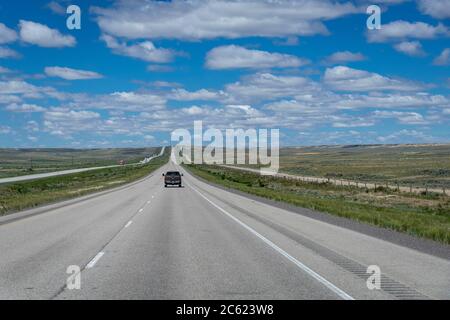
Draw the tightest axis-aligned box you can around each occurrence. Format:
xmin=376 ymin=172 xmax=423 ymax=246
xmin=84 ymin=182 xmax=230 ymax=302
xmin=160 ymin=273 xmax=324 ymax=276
xmin=0 ymin=0 xmax=449 ymax=147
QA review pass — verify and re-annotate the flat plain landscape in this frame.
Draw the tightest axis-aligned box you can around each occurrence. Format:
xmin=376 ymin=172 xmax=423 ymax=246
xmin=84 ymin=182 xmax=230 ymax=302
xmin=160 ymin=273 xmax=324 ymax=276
xmin=0 ymin=147 xmax=160 ymax=179
xmin=277 ymin=144 xmax=450 ymax=189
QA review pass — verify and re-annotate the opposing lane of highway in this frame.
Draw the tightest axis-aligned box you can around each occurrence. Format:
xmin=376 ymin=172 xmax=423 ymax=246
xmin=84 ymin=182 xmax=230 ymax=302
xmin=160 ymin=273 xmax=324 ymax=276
xmin=0 ymin=147 xmax=166 ymax=185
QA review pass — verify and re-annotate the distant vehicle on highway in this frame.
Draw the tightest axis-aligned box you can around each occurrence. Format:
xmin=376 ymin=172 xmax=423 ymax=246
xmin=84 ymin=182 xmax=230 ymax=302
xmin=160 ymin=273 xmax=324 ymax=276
xmin=119 ymin=160 xmax=125 ymax=165
xmin=163 ymin=171 xmax=183 ymax=187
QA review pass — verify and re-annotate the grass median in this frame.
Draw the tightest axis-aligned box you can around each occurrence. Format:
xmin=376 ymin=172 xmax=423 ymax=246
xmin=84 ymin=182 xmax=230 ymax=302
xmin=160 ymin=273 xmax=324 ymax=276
xmin=0 ymin=150 xmax=169 ymax=216
xmin=185 ymin=164 xmax=450 ymax=244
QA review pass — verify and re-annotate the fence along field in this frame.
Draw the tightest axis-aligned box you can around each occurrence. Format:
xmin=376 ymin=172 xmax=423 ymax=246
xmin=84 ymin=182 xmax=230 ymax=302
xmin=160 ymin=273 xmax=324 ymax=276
xmin=226 ymin=144 xmax=450 ymax=196
xmin=222 ymin=165 xmax=449 ymax=196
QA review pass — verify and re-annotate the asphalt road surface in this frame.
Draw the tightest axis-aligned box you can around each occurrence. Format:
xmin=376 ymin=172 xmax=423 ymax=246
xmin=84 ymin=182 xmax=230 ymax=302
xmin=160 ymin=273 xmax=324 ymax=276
xmin=0 ymin=159 xmax=448 ymax=300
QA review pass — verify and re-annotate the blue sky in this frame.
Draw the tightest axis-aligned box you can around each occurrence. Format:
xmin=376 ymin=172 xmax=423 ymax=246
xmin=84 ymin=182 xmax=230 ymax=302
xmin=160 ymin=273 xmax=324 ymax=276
xmin=0 ymin=0 xmax=449 ymax=148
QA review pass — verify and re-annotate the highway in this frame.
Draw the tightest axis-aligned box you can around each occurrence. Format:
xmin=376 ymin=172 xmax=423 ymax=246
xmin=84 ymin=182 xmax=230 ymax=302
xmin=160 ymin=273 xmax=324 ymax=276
xmin=0 ymin=157 xmax=448 ymax=300
xmin=0 ymin=147 xmax=166 ymax=185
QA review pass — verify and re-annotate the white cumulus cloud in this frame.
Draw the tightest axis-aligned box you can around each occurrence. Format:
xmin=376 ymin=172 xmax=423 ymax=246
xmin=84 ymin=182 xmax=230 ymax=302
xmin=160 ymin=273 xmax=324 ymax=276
xmin=324 ymin=66 xmax=425 ymax=92
xmin=367 ymin=20 xmax=449 ymax=43
xmin=170 ymin=88 xmax=222 ymax=101
xmin=19 ymin=20 xmax=76 ymax=47
xmin=0 ymin=22 xmax=18 ymax=44
xmin=0 ymin=46 xmax=20 ymax=59
xmin=5 ymin=103 xmax=46 ymax=112
xmin=323 ymin=51 xmax=366 ymax=64
xmin=206 ymin=45 xmax=308 ymax=70
xmin=417 ymin=0 xmax=450 ymax=19
xmin=101 ymin=34 xmax=175 ymax=63
xmin=45 ymin=66 xmax=103 ymax=80
xmin=433 ymin=48 xmax=450 ymax=66
xmin=393 ymin=41 xmax=426 ymax=57
xmin=92 ymin=0 xmax=357 ymax=41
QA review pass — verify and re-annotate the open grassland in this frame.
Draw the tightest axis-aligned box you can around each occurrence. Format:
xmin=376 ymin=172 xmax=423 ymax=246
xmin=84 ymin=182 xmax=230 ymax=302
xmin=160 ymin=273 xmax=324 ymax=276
xmin=0 ymin=148 xmax=169 ymax=216
xmin=261 ymin=144 xmax=450 ymax=189
xmin=186 ymin=164 xmax=450 ymax=244
xmin=0 ymin=147 xmax=160 ymax=179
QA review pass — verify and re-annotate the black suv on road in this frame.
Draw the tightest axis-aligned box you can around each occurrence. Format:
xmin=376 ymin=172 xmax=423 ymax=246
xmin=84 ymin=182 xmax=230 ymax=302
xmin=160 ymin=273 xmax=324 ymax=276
xmin=163 ymin=171 xmax=183 ymax=187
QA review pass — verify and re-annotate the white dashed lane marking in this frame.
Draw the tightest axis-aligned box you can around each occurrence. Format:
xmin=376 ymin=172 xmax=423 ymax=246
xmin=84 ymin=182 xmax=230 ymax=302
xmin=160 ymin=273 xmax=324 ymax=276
xmin=84 ymin=197 xmax=155 ymax=271
xmin=124 ymin=221 xmax=133 ymax=228
xmin=86 ymin=252 xmax=104 ymax=269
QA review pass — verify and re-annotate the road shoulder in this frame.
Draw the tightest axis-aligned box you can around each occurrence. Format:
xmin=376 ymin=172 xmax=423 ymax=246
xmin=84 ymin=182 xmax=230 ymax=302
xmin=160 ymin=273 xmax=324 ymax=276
xmin=184 ymin=166 xmax=450 ymax=261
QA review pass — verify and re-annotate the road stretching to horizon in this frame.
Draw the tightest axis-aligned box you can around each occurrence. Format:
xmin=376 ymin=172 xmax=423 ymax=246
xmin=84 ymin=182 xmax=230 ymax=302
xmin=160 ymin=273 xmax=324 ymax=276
xmin=0 ymin=154 xmax=448 ymax=300
xmin=0 ymin=147 xmax=166 ymax=185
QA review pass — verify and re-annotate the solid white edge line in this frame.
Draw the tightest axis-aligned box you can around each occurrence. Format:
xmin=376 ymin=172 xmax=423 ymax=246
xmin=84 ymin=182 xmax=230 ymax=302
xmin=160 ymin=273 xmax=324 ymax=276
xmin=86 ymin=252 xmax=104 ymax=269
xmin=188 ymin=183 xmax=355 ymax=301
